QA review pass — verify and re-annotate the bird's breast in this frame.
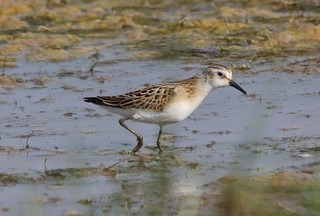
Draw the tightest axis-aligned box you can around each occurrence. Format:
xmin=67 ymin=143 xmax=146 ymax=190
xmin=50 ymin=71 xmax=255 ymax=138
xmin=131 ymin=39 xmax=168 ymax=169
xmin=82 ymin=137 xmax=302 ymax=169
xmin=163 ymin=92 xmax=208 ymax=122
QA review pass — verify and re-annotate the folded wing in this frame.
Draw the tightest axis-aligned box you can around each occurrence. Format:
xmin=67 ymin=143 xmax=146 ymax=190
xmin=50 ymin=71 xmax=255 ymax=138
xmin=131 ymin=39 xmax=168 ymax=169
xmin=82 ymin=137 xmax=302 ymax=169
xmin=84 ymin=84 xmax=175 ymax=111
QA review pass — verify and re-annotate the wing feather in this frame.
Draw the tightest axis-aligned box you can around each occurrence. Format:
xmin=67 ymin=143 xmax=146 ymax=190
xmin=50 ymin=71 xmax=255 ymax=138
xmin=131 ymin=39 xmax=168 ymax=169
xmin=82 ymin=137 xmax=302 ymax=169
xmin=120 ymin=84 xmax=176 ymax=111
xmin=88 ymin=84 xmax=176 ymax=111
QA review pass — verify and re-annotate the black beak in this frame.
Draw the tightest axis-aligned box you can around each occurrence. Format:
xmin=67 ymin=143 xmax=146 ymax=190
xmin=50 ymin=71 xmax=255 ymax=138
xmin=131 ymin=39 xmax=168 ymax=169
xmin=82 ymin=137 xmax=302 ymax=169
xmin=229 ymin=79 xmax=247 ymax=95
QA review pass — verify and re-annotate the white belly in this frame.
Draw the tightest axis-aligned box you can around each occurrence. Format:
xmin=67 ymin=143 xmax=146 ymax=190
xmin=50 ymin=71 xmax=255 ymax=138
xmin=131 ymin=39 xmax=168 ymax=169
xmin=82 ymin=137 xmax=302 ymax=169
xmin=100 ymin=106 xmax=177 ymax=125
xmin=134 ymin=101 xmax=196 ymax=124
xmin=99 ymin=88 xmax=209 ymax=125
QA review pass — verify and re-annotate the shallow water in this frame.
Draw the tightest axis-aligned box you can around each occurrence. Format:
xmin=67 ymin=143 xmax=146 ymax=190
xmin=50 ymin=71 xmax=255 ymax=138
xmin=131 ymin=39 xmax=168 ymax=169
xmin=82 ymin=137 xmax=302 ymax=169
xmin=1 ymin=55 xmax=320 ymax=215
xmin=1 ymin=0 xmax=320 ymax=215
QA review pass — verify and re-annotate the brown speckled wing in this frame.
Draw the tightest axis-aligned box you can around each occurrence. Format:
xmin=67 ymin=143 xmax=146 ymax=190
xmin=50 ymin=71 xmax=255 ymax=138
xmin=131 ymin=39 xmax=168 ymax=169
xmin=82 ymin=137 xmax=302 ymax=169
xmin=97 ymin=84 xmax=176 ymax=111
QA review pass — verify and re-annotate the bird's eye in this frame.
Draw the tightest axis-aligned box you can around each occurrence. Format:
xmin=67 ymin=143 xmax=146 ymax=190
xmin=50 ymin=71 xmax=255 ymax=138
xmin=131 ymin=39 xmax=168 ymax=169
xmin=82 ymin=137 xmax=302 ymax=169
xmin=217 ymin=72 xmax=224 ymax=77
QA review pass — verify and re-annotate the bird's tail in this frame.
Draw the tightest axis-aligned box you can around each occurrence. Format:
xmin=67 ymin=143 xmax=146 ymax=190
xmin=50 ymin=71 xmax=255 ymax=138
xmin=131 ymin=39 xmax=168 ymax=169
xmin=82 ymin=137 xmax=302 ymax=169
xmin=84 ymin=97 xmax=105 ymax=105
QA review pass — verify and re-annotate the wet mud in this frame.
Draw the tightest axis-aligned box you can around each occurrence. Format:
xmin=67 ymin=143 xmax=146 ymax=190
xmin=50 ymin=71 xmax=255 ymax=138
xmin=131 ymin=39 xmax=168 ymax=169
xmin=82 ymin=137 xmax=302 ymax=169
xmin=1 ymin=0 xmax=320 ymax=215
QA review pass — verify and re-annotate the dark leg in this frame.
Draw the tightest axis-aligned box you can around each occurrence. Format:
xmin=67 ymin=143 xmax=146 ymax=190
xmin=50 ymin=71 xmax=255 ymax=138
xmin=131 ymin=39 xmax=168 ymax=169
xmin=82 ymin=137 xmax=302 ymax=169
xmin=119 ymin=117 xmax=143 ymax=153
xmin=156 ymin=125 xmax=163 ymax=152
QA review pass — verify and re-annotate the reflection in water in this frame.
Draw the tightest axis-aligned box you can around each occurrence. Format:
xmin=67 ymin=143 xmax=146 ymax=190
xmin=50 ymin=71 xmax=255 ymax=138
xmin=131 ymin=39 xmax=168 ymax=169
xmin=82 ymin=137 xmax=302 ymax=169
xmin=98 ymin=152 xmax=202 ymax=215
